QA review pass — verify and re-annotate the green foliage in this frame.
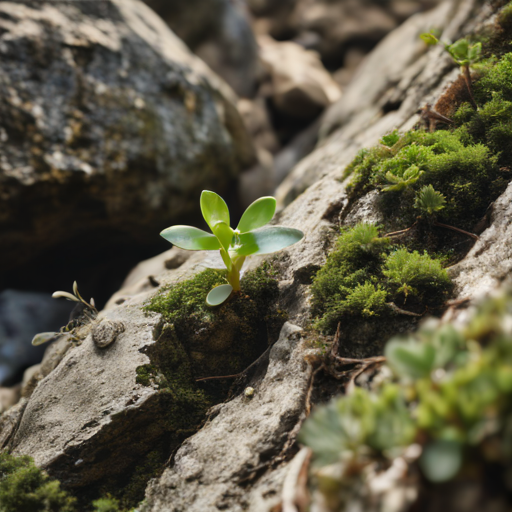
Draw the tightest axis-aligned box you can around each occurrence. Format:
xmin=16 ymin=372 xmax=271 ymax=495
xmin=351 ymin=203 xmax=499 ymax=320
xmin=382 ymin=165 xmax=423 ymax=192
xmin=92 ymin=497 xmax=122 ymax=512
xmin=144 ymin=268 xmax=226 ymax=325
xmin=160 ymin=191 xmax=303 ymax=305
xmin=446 ymin=39 xmax=482 ymax=67
xmin=383 ymin=248 xmax=451 ymax=301
xmin=301 ymin=288 xmax=512 ymax=485
xmin=0 ymin=452 xmax=76 ymax=512
xmin=311 ymin=224 xmax=449 ymax=333
xmin=414 ymin=185 xmax=446 ymax=215
xmin=380 ymin=130 xmax=400 ymax=147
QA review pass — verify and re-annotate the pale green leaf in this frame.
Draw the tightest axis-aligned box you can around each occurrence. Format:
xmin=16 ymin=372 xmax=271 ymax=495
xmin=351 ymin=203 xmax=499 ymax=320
xmin=213 ymin=221 xmax=234 ymax=250
xmin=229 ymin=226 xmax=304 ymax=256
xmin=236 ymin=197 xmax=276 ymax=233
xmin=31 ymin=332 xmax=60 ymax=346
xmin=160 ymin=225 xmax=221 ymax=251
xmin=420 ymin=440 xmax=462 ymax=482
xmin=52 ymin=291 xmax=80 ymax=302
xmin=385 ymin=339 xmax=436 ymax=379
xmin=200 ymin=190 xmax=230 ymax=230
xmin=206 ymin=284 xmax=233 ymax=306
xmin=420 ymin=33 xmax=439 ymax=46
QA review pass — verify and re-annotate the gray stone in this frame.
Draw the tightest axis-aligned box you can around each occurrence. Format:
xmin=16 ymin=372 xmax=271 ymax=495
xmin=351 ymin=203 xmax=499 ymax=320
xmin=0 ymin=0 xmax=253 ymax=290
xmin=92 ymin=320 xmax=125 ymax=348
xmin=143 ymin=322 xmax=308 ymax=512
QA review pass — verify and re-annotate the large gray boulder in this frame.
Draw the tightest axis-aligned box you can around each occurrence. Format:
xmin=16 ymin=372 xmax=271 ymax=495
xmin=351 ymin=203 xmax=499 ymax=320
xmin=0 ymin=0 xmax=253 ymax=295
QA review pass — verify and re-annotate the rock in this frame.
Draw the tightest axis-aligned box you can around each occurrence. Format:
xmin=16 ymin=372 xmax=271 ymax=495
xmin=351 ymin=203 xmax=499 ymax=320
xmin=0 ymin=385 xmax=20 ymax=414
xmin=0 ymin=289 xmax=73 ymax=385
xmin=6 ymin=251 xmax=284 ymax=502
xmin=143 ymin=322 xmax=309 ymax=512
xmin=259 ymin=35 xmax=341 ymax=121
xmin=0 ymin=0 xmax=253 ymax=300
xmin=3 ymin=2 xmax=509 ymax=511
xmin=143 ymin=0 xmax=259 ymax=97
xmin=449 ymin=182 xmax=512 ymax=300
xmin=92 ymin=320 xmax=125 ymax=348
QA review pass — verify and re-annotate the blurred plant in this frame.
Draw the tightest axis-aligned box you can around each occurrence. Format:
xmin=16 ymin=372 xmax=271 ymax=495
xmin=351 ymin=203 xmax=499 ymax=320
xmin=160 ymin=191 xmax=303 ymax=306
xmin=31 ymin=282 xmax=98 ymax=346
xmin=300 ymin=288 xmax=512 ymax=505
xmin=0 ymin=452 xmax=76 ymax=512
xmin=421 ymin=34 xmax=481 ymax=109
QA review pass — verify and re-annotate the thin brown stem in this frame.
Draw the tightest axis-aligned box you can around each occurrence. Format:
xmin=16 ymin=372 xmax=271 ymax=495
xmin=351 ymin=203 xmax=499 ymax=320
xmin=462 ymin=65 xmax=478 ymax=110
xmin=383 ymin=221 xmax=418 ymax=238
xmin=434 ymin=220 xmax=479 ymax=240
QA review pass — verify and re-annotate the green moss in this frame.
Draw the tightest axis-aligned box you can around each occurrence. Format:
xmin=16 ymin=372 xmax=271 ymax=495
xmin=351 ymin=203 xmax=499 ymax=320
xmin=92 ymin=496 xmax=122 ymax=512
xmin=311 ymin=224 xmax=450 ymax=335
xmin=0 ymin=452 xmax=76 ymax=512
xmin=143 ymin=268 xmax=226 ymax=325
xmin=383 ymin=248 xmax=452 ymax=302
xmin=342 ymin=51 xmax=512 ymax=240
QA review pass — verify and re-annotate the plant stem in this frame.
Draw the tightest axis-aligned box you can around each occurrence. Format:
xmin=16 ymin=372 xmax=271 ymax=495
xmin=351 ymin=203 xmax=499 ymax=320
xmin=462 ymin=65 xmax=478 ymax=110
xmin=434 ymin=220 xmax=479 ymax=240
xmin=383 ymin=221 xmax=418 ymax=238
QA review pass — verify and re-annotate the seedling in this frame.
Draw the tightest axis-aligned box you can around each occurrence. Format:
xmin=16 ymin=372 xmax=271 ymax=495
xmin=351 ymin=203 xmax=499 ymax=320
xmin=160 ymin=191 xmax=304 ymax=306
xmin=421 ymin=34 xmax=481 ymax=109
xmin=31 ymin=282 xmax=98 ymax=346
xmin=414 ymin=185 xmax=478 ymax=239
xmin=382 ymin=164 xmax=424 ymax=192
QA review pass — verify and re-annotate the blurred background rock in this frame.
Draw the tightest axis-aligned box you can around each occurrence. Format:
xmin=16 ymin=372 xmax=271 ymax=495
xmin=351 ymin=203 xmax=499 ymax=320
xmin=0 ymin=0 xmax=441 ymax=391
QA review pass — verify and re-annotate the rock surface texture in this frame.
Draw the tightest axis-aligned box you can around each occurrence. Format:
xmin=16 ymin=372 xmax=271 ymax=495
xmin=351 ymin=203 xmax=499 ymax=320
xmin=0 ymin=0 xmax=253 ymax=295
xmin=143 ymin=0 xmax=259 ymax=98
xmin=2 ymin=0 xmax=512 ymax=511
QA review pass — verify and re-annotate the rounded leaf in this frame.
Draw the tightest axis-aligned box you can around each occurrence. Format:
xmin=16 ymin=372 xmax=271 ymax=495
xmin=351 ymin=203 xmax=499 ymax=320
xmin=385 ymin=339 xmax=436 ymax=379
xmin=31 ymin=332 xmax=59 ymax=346
xmin=200 ymin=190 xmax=230 ymax=230
xmin=230 ymin=226 xmax=304 ymax=256
xmin=420 ymin=440 xmax=462 ymax=482
xmin=160 ymin=225 xmax=221 ymax=251
xmin=236 ymin=197 xmax=276 ymax=233
xmin=206 ymin=284 xmax=233 ymax=306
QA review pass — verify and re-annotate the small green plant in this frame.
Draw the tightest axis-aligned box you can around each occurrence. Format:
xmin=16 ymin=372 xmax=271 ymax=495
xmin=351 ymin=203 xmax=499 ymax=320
xmin=382 ymin=164 xmax=424 ymax=192
xmin=421 ymin=34 xmax=481 ymax=109
xmin=414 ymin=184 xmax=478 ymax=240
xmin=160 ymin=191 xmax=304 ymax=306
xmin=31 ymin=282 xmax=98 ymax=346
xmin=414 ymin=184 xmax=446 ymax=214
xmin=383 ymin=248 xmax=451 ymax=299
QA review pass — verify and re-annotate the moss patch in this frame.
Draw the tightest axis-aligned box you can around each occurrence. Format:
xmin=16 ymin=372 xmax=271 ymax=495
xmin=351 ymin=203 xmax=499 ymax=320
xmin=342 ymin=49 xmax=512 ymax=253
xmin=310 ymin=224 xmax=452 ymax=357
xmin=0 ymin=452 xmax=77 ymax=512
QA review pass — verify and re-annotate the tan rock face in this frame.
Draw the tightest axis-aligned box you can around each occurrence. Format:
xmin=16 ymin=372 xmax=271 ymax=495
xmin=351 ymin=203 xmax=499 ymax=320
xmin=259 ymin=35 xmax=342 ymax=120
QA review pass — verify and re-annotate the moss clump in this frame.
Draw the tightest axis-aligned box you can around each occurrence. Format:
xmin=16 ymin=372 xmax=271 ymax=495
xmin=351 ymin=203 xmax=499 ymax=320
xmin=383 ymin=248 xmax=451 ymax=301
xmin=143 ymin=268 xmax=226 ymax=326
xmin=311 ymin=224 xmax=451 ymax=335
xmin=0 ymin=452 xmax=76 ymax=512
xmin=92 ymin=496 xmax=122 ymax=512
